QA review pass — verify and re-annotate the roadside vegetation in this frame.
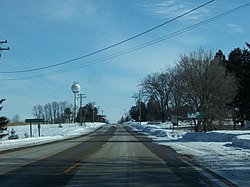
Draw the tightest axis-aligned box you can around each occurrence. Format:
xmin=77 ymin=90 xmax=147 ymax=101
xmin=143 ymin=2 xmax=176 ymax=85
xmin=0 ymin=99 xmax=8 ymax=139
xmin=125 ymin=45 xmax=250 ymax=132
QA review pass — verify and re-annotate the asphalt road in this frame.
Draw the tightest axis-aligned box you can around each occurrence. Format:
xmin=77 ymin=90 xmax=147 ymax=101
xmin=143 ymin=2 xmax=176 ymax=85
xmin=0 ymin=124 xmax=236 ymax=187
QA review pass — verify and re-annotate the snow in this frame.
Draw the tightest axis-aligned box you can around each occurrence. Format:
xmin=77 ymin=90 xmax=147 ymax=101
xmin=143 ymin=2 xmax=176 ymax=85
xmin=127 ymin=121 xmax=250 ymax=187
xmin=233 ymin=135 xmax=250 ymax=149
xmin=0 ymin=123 xmax=105 ymax=151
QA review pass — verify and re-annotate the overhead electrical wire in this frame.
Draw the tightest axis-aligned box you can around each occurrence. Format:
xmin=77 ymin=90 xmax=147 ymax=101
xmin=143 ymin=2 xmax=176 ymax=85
xmin=0 ymin=47 xmax=65 ymax=98
xmin=0 ymin=83 xmax=45 ymax=103
xmin=1 ymin=2 xmax=249 ymax=82
xmin=99 ymin=96 xmax=133 ymax=104
xmin=0 ymin=0 xmax=214 ymax=74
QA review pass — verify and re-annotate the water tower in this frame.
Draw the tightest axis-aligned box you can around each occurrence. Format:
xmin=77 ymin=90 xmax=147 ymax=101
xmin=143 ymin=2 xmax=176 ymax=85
xmin=71 ymin=82 xmax=81 ymax=122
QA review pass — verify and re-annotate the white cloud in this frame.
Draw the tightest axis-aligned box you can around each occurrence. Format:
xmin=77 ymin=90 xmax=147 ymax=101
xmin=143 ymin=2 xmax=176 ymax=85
xmin=227 ymin=24 xmax=246 ymax=34
xmin=143 ymin=0 xmax=211 ymax=21
xmin=38 ymin=0 xmax=97 ymax=22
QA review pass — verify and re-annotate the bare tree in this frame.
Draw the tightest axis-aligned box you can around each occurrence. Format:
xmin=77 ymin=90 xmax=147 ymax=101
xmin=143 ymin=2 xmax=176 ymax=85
xmin=176 ymin=49 xmax=236 ymax=131
xmin=12 ymin=114 xmax=21 ymax=123
xmin=44 ymin=103 xmax=53 ymax=124
xmin=169 ymin=67 xmax=189 ymax=116
xmin=32 ymin=105 xmax=44 ymax=119
xmin=51 ymin=102 xmax=60 ymax=123
xmin=140 ymin=71 xmax=173 ymax=122
xmin=32 ymin=105 xmax=39 ymax=118
xmin=33 ymin=101 xmax=70 ymax=124
xmin=58 ymin=101 xmax=67 ymax=123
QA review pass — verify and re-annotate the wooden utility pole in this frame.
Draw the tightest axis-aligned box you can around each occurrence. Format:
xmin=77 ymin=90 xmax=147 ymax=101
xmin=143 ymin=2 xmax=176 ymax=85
xmin=139 ymin=90 xmax=142 ymax=125
xmin=0 ymin=40 xmax=9 ymax=57
xmin=92 ymin=102 xmax=96 ymax=123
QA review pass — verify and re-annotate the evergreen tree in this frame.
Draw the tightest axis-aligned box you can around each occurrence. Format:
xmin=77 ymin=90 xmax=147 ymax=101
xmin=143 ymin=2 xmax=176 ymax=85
xmin=0 ymin=99 xmax=8 ymax=139
xmin=238 ymin=49 xmax=250 ymax=120
xmin=129 ymin=106 xmax=139 ymax=121
xmin=214 ymin=49 xmax=227 ymax=66
xmin=64 ymin=107 xmax=72 ymax=123
xmin=8 ymin=128 xmax=19 ymax=140
xmin=146 ymin=98 xmax=161 ymax=122
xmin=224 ymin=47 xmax=250 ymax=121
xmin=129 ymin=101 xmax=147 ymax=122
xmin=77 ymin=103 xmax=98 ymax=122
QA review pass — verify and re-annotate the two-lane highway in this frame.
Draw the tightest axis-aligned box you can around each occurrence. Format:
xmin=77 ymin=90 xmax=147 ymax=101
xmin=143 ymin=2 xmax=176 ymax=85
xmin=0 ymin=124 xmax=236 ymax=187
xmin=0 ymin=125 xmax=116 ymax=186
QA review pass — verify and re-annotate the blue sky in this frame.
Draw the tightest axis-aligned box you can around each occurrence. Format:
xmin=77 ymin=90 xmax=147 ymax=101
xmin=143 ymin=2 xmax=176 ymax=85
xmin=0 ymin=0 xmax=249 ymax=123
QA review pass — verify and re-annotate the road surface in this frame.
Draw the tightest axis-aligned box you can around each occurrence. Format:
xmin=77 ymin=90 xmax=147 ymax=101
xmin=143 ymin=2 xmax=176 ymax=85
xmin=0 ymin=124 xmax=236 ymax=187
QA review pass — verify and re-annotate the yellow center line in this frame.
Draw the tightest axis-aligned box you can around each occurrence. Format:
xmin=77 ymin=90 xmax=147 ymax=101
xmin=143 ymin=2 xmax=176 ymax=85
xmin=63 ymin=142 xmax=108 ymax=174
xmin=63 ymin=161 xmax=82 ymax=174
xmin=101 ymin=143 xmax=106 ymax=148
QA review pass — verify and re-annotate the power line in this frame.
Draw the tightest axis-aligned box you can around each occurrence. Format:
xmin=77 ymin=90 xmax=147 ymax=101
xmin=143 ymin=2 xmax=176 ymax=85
xmin=0 ymin=83 xmax=45 ymax=103
xmin=1 ymin=1 xmax=249 ymax=82
xmin=0 ymin=0 xmax=214 ymax=74
xmin=99 ymin=96 xmax=133 ymax=104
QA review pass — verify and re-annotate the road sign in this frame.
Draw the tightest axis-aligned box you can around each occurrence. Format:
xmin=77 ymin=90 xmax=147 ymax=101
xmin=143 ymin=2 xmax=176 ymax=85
xmin=25 ymin=118 xmax=45 ymax=123
xmin=187 ymin=112 xmax=204 ymax=119
xmin=25 ymin=118 xmax=45 ymax=137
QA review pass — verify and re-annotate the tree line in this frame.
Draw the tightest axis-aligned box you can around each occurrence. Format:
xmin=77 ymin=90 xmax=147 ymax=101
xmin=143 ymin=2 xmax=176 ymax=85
xmin=32 ymin=101 xmax=72 ymax=124
xmin=127 ymin=45 xmax=250 ymax=131
xmin=32 ymin=101 xmax=105 ymax=124
xmin=76 ymin=103 xmax=106 ymax=123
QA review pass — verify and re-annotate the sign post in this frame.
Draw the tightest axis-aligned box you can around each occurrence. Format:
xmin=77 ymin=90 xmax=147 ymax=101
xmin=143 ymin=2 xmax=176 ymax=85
xmin=38 ymin=123 xmax=41 ymax=137
xmin=29 ymin=122 xmax=32 ymax=137
xmin=187 ymin=112 xmax=205 ymax=132
xmin=171 ymin=115 xmax=178 ymax=130
xmin=25 ymin=119 xmax=45 ymax=137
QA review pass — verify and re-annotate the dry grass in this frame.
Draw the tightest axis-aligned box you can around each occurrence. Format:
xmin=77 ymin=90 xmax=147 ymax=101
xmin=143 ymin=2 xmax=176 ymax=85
xmin=7 ymin=122 xmax=29 ymax=126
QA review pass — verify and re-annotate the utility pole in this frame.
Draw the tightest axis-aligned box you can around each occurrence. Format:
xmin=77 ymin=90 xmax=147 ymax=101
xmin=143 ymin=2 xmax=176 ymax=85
xmin=124 ymin=108 xmax=127 ymax=121
xmin=97 ymin=106 xmax=101 ymax=122
xmin=92 ymin=102 xmax=96 ymax=123
xmin=0 ymin=40 xmax=10 ymax=57
xmin=139 ymin=90 xmax=142 ymax=125
xmin=77 ymin=93 xmax=86 ymax=126
xmin=132 ymin=89 xmax=142 ymax=125
xmin=101 ymin=109 xmax=104 ymax=123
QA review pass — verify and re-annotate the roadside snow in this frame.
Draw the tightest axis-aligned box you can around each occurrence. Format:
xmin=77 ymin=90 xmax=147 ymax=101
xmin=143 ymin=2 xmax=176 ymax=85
xmin=0 ymin=123 xmax=105 ymax=151
xmin=233 ymin=135 xmax=250 ymax=149
xmin=127 ymin=121 xmax=250 ymax=187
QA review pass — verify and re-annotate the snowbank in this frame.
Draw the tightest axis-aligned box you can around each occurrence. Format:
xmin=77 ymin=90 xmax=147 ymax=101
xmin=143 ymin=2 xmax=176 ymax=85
xmin=127 ymin=121 xmax=250 ymax=148
xmin=0 ymin=123 xmax=105 ymax=151
xmin=127 ymin=121 xmax=185 ymax=140
xmin=183 ymin=131 xmax=250 ymax=142
xmin=232 ymin=135 xmax=250 ymax=149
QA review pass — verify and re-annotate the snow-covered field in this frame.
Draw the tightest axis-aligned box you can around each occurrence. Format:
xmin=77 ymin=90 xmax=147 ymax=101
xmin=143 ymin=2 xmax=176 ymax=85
xmin=0 ymin=122 xmax=105 ymax=151
xmin=127 ymin=121 xmax=250 ymax=187
xmin=1 ymin=121 xmax=250 ymax=186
